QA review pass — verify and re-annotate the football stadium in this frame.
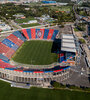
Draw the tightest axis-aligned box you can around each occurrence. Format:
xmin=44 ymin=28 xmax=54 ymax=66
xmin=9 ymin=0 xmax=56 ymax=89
xmin=0 ymin=28 xmax=78 ymax=87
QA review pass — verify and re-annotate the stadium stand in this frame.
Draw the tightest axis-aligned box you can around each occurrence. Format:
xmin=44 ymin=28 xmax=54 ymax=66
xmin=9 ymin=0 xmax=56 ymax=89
xmin=58 ymin=53 xmax=65 ymax=63
xmin=51 ymin=30 xmax=59 ymax=40
xmin=4 ymin=49 xmax=15 ymax=59
xmin=31 ymin=28 xmax=36 ymax=39
xmin=6 ymin=34 xmax=24 ymax=46
xmin=54 ymin=69 xmax=63 ymax=72
xmin=2 ymin=39 xmax=15 ymax=48
xmin=0 ymin=60 xmax=15 ymax=68
xmin=47 ymin=29 xmax=54 ymax=40
xmin=11 ymin=44 xmax=19 ymax=51
xmin=1 ymin=59 xmax=9 ymax=63
xmin=66 ymin=52 xmax=75 ymax=60
xmin=58 ymin=52 xmax=76 ymax=63
xmin=36 ymin=29 xmax=40 ymax=39
xmin=26 ymin=29 xmax=32 ymax=39
xmin=40 ymin=29 xmax=45 ymax=39
xmin=2 ymin=66 xmax=70 ymax=73
xmin=36 ymin=29 xmax=45 ymax=39
xmin=43 ymin=29 xmax=49 ymax=39
xmin=0 ymin=42 xmax=11 ymax=54
xmin=60 ymin=56 xmax=65 ymax=62
xmin=22 ymin=29 xmax=29 ymax=40
xmin=21 ymin=28 xmax=58 ymax=40
xmin=13 ymin=31 xmax=26 ymax=41
xmin=0 ymin=54 xmax=9 ymax=61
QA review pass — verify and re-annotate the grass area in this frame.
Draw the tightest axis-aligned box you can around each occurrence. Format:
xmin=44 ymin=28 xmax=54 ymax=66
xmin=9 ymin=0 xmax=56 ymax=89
xmin=21 ymin=23 xmax=40 ymax=28
xmin=52 ymin=81 xmax=90 ymax=92
xmin=12 ymin=40 xmax=57 ymax=65
xmin=79 ymin=11 xmax=87 ymax=16
xmin=50 ymin=6 xmax=72 ymax=11
xmin=74 ymin=25 xmax=86 ymax=32
xmin=29 ymin=2 xmax=41 ymax=6
xmin=0 ymin=80 xmax=90 ymax=100
xmin=79 ymin=38 xmax=86 ymax=44
xmin=59 ymin=6 xmax=72 ymax=11
xmin=15 ymin=17 xmax=35 ymax=24
xmin=74 ymin=28 xmax=80 ymax=32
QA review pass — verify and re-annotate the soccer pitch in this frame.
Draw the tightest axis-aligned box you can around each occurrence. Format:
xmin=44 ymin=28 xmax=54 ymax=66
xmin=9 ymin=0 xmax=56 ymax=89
xmin=12 ymin=40 xmax=58 ymax=65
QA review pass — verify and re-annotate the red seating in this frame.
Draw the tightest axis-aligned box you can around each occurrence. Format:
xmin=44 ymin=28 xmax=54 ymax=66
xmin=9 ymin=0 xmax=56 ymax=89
xmin=34 ymin=71 xmax=44 ymax=73
xmin=0 ymin=60 xmax=15 ymax=68
xmin=31 ymin=29 xmax=36 ymax=39
xmin=16 ymin=38 xmax=24 ymax=46
xmin=0 ymin=42 xmax=11 ymax=54
xmin=22 ymin=29 xmax=29 ymax=40
xmin=4 ymin=49 xmax=15 ymax=59
xmin=47 ymin=29 xmax=54 ymax=40
xmin=58 ymin=53 xmax=64 ymax=58
xmin=40 ymin=29 xmax=45 ymax=39
xmin=0 ymin=34 xmax=24 ymax=60
xmin=60 ymin=53 xmax=64 ymax=57
xmin=7 ymin=34 xmax=24 ymax=46
xmin=54 ymin=69 xmax=63 ymax=72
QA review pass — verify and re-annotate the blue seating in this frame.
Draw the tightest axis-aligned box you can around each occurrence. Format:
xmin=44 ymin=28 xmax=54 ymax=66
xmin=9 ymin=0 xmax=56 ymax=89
xmin=59 ymin=56 xmax=65 ymax=63
xmin=44 ymin=71 xmax=53 ymax=73
xmin=11 ymin=44 xmax=19 ymax=51
xmin=13 ymin=31 xmax=26 ymax=41
xmin=63 ymin=66 xmax=71 ymax=70
xmin=26 ymin=29 xmax=32 ymax=39
xmin=43 ymin=29 xmax=49 ymax=39
xmin=36 ymin=29 xmax=40 ymax=39
xmin=0 ymin=54 xmax=9 ymax=61
xmin=66 ymin=53 xmax=75 ymax=59
xmin=2 ymin=59 xmax=9 ymax=63
xmin=51 ymin=30 xmax=59 ymax=40
xmin=2 ymin=39 xmax=15 ymax=48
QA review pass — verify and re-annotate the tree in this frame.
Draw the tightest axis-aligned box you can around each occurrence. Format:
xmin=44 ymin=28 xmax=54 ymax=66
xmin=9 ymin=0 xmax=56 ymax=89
xmin=79 ymin=38 xmax=86 ymax=44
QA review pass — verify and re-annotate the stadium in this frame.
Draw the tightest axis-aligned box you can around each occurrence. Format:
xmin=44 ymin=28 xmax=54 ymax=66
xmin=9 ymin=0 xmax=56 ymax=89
xmin=0 ymin=28 xmax=77 ymax=87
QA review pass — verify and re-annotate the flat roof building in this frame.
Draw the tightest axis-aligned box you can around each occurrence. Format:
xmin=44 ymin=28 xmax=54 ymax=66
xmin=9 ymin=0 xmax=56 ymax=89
xmin=61 ymin=34 xmax=76 ymax=53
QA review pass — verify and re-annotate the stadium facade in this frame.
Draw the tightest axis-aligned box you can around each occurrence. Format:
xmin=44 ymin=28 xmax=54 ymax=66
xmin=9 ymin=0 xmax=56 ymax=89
xmin=0 ymin=28 xmax=78 ymax=86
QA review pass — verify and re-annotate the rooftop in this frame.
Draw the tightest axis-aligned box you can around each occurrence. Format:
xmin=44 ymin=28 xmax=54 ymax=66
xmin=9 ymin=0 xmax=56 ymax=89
xmin=61 ymin=47 xmax=76 ymax=53
xmin=61 ymin=34 xmax=76 ymax=53
xmin=62 ymin=34 xmax=74 ymax=39
xmin=62 ymin=39 xmax=75 ymax=43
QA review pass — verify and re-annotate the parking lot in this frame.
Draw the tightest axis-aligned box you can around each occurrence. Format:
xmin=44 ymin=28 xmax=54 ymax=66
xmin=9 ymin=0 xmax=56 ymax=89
xmin=61 ymin=70 xmax=90 ymax=87
xmin=61 ymin=54 xmax=90 ymax=87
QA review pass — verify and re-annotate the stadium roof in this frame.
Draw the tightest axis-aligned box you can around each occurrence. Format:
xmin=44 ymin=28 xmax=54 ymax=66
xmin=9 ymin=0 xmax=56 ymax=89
xmin=62 ymin=39 xmax=75 ymax=43
xmin=61 ymin=47 xmax=76 ymax=53
xmin=62 ymin=34 xmax=74 ymax=39
xmin=62 ymin=42 xmax=76 ymax=48
xmin=61 ymin=34 xmax=76 ymax=53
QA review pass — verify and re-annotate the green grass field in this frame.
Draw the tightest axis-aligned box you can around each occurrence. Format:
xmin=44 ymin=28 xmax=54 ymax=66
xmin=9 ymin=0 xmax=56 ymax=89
xmin=12 ymin=40 xmax=58 ymax=65
xmin=59 ymin=6 xmax=72 ymax=11
xmin=0 ymin=80 xmax=90 ymax=100
xmin=50 ymin=6 xmax=72 ymax=11
xmin=21 ymin=23 xmax=40 ymax=28
xmin=15 ymin=17 xmax=35 ymax=24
